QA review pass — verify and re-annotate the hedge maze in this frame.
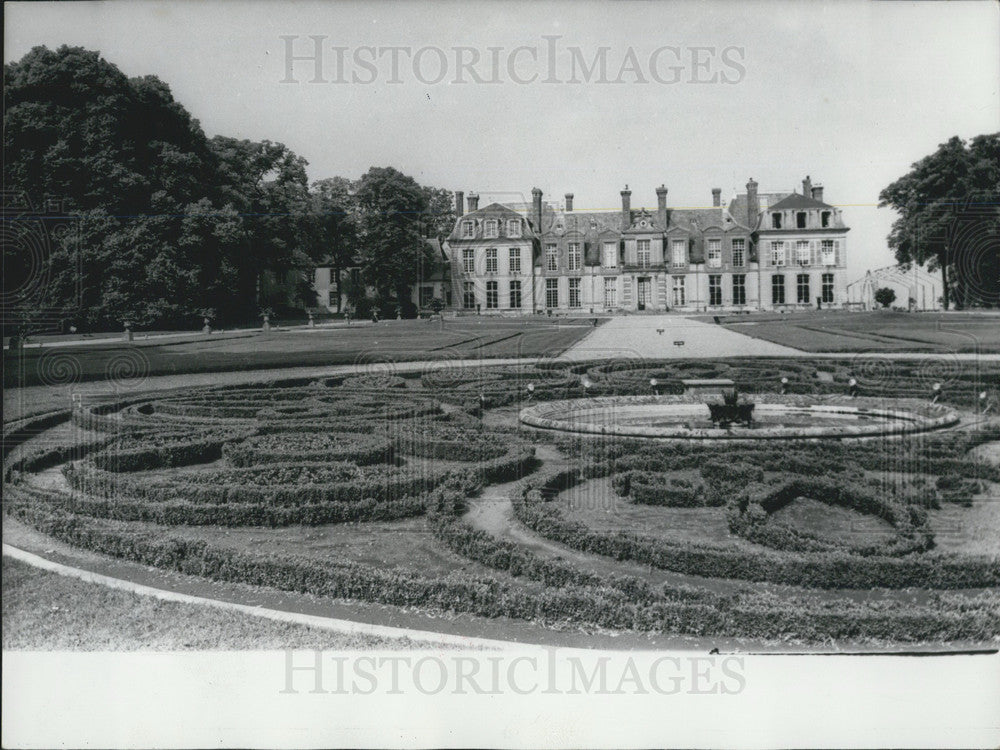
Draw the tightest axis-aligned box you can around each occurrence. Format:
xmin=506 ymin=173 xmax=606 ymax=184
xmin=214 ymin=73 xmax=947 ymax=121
xmin=4 ymin=357 xmax=1000 ymax=646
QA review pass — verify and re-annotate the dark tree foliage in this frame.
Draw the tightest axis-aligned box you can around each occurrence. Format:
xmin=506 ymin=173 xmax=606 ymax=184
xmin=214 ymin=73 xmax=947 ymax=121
xmin=874 ymin=287 xmax=897 ymax=309
xmin=879 ymin=133 xmax=1000 ymax=310
xmin=4 ymin=46 xmax=456 ymax=329
xmin=4 ymin=46 xmax=239 ymax=327
xmin=355 ymin=167 xmax=432 ymax=317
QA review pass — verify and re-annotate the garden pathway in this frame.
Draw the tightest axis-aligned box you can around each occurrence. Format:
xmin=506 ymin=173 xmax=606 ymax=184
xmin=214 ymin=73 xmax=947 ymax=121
xmin=459 ymin=445 xmax=972 ymax=605
xmin=562 ymin=315 xmax=805 ymax=360
xmin=563 ymin=314 xmax=1000 ymax=361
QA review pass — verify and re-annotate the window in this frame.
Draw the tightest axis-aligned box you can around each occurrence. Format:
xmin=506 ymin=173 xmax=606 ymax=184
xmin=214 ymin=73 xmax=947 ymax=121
xmin=708 ymin=274 xmax=722 ymax=306
xmin=771 ymin=274 xmax=786 ymax=305
xmin=821 ymin=240 xmax=835 ymax=265
xmin=545 ymin=244 xmax=558 ymax=271
xmin=772 ymin=213 xmax=782 ymax=229
xmin=731 ymin=239 xmax=745 ymax=267
xmin=672 ymin=276 xmax=686 ymax=306
xmin=509 ymin=280 xmax=522 ymax=308
xmin=461 ymin=221 xmax=474 ymax=238
xmin=796 ymin=240 xmax=810 ymax=265
xmin=797 ymin=274 xmax=810 ymax=303
xmin=603 ymin=242 xmax=618 ymax=268
xmin=463 ymin=282 xmax=476 ymax=309
xmin=604 ymin=277 xmax=617 ymax=307
xmin=796 ymin=212 xmax=807 ymax=229
xmin=707 ymin=238 xmax=722 ymax=268
xmin=485 ymin=248 xmax=498 ymax=273
xmin=545 ymin=278 xmax=559 ymax=308
xmin=822 ymin=273 xmax=835 ymax=304
xmin=462 ymin=248 xmax=475 ymax=274
xmin=486 ymin=280 xmax=498 ymax=309
xmin=770 ymin=241 xmax=786 ymax=266
xmin=508 ymin=247 xmax=521 ymax=274
xmin=637 ymin=240 xmax=651 ymax=268
xmin=671 ymin=240 xmax=686 ymax=267
xmin=484 ymin=219 xmax=498 ymax=239
xmin=568 ymin=278 xmax=581 ymax=308
xmin=821 ymin=211 xmax=831 ymax=228
xmin=507 ymin=219 xmax=521 ymax=237
xmin=420 ymin=285 xmax=433 ymax=308
xmin=568 ymin=243 xmax=582 ymax=271
xmin=732 ymin=274 xmax=746 ymax=305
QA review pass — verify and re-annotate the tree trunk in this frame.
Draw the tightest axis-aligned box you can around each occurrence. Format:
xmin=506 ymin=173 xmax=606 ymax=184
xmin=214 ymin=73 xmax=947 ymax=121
xmin=939 ymin=252 xmax=950 ymax=311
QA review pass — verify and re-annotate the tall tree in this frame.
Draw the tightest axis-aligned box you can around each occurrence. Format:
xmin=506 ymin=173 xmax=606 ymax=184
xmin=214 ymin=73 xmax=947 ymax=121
xmin=422 ymin=186 xmax=456 ymax=238
xmin=879 ymin=133 xmax=1000 ymax=309
xmin=355 ymin=167 xmax=431 ymax=316
xmin=309 ymin=177 xmax=359 ymax=311
xmin=210 ymin=137 xmax=315 ymax=313
xmin=3 ymin=45 xmax=232 ymax=328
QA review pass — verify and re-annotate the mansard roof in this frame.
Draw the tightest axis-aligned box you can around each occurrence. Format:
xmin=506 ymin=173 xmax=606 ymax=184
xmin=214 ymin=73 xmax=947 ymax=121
xmin=767 ymin=192 xmax=834 ymax=211
xmin=726 ymin=192 xmax=789 ymax=229
xmin=447 ymin=202 xmax=530 ymax=241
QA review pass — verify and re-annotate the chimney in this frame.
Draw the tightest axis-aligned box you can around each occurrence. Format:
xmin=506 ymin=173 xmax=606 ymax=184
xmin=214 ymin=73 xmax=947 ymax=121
xmin=746 ymin=178 xmax=759 ymax=226
xmin=565 ymin=193 xmax=574 ymax=212
xmin=455 ymin=191 xmax=464 ymax=217
xmin=655 ymin=185 xmax=668 ymax=228
xmin=802 ymin=175 xmax=812 ymax=197
xmin=811 ymin=184 xmax=824 ymax=202
xmin=712 ymin=188 xmax=721 ymax=207
xmin=531 ymin=187 xmax=543 ymax=232
xmin=467 ymin=192 xmax=479 ymax=213
xmin=621 ymin=185 xmax=632 ymax=229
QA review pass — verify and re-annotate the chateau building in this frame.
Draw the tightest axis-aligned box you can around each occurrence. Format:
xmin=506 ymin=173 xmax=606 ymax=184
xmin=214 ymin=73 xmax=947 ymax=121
xmin=446 ymin=177 xmax=849 ymax=313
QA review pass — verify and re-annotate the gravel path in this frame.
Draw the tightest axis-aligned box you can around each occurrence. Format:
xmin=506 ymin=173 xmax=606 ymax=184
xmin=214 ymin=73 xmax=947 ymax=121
xmin=563 ymin=314 xmax=1000 ymax=361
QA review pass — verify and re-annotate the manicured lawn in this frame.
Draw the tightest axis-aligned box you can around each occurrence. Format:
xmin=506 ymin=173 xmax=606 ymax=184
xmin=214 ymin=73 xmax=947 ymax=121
xmin=4 ymin=316 xmax=604 ymax=387
xmin=698 ymin=311 xmax=1000 ymax=353
xmin=1 ymin=556 xmax=407 ymax=650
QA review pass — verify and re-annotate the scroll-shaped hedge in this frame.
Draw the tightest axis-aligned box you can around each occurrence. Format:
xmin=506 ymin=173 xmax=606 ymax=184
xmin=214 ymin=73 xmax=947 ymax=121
xmin=223 ymin=432 xmax=394 ymax=467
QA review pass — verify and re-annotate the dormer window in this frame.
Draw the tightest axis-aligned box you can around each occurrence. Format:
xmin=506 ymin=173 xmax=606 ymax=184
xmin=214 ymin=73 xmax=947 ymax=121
xmin=484 ymin=219 xmax=499 ymax=239
xmin=461 ymin=221 xmax=474 ymax=239
xmin=507 ymin=219 xmax=521 ymax=237
xmin=772 ymin=213 xmax=782 ymax=229
xmin=796 ymin=212 xmax=807 ymax=229
xmin=821 ymin=211 xmax=831 ymax=228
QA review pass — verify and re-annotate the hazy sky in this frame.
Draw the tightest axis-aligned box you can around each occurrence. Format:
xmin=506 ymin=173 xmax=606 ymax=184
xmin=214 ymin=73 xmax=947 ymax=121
xmin=6 ymin=0 xmax=999 ymax=279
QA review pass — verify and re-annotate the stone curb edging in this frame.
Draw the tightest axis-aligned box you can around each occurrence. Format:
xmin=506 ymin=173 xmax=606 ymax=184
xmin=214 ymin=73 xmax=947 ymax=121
xmin=1 ymin=543 xmax=527 ymax=652
xmin=520 ymin=394 xmax=959 ymax=441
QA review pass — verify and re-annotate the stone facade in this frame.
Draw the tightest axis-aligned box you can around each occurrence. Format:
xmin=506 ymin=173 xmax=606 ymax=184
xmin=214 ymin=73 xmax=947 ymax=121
xmin=447 ymin=176 xmax=849 ymax=314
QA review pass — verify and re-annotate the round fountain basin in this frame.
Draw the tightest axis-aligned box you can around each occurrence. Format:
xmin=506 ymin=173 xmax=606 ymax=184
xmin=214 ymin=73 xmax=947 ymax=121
xmin=519 ymin=394 xmax=959 ymax=441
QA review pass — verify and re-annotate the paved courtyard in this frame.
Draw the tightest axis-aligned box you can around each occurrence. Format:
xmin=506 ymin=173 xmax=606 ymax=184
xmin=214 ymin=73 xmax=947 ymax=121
xmin=563 ymin=315 xmax=804 ymax=360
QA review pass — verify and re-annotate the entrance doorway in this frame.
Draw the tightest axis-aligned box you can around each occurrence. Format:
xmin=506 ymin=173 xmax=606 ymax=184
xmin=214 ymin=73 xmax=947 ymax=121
xmin=637 ymin=277 xmax=652 ymax=310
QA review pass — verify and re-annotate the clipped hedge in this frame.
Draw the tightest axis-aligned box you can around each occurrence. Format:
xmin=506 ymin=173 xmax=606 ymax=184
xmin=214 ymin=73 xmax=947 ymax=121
xmin=223 ymin=432 xmax=394 ymax=467
xmin=611 ymin=471 xmax=709 ymax=507
xmin=512 ymin=468 xmax=1000 ymax=590
xmin=7 ymin=482 xmax=997 ymax=642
